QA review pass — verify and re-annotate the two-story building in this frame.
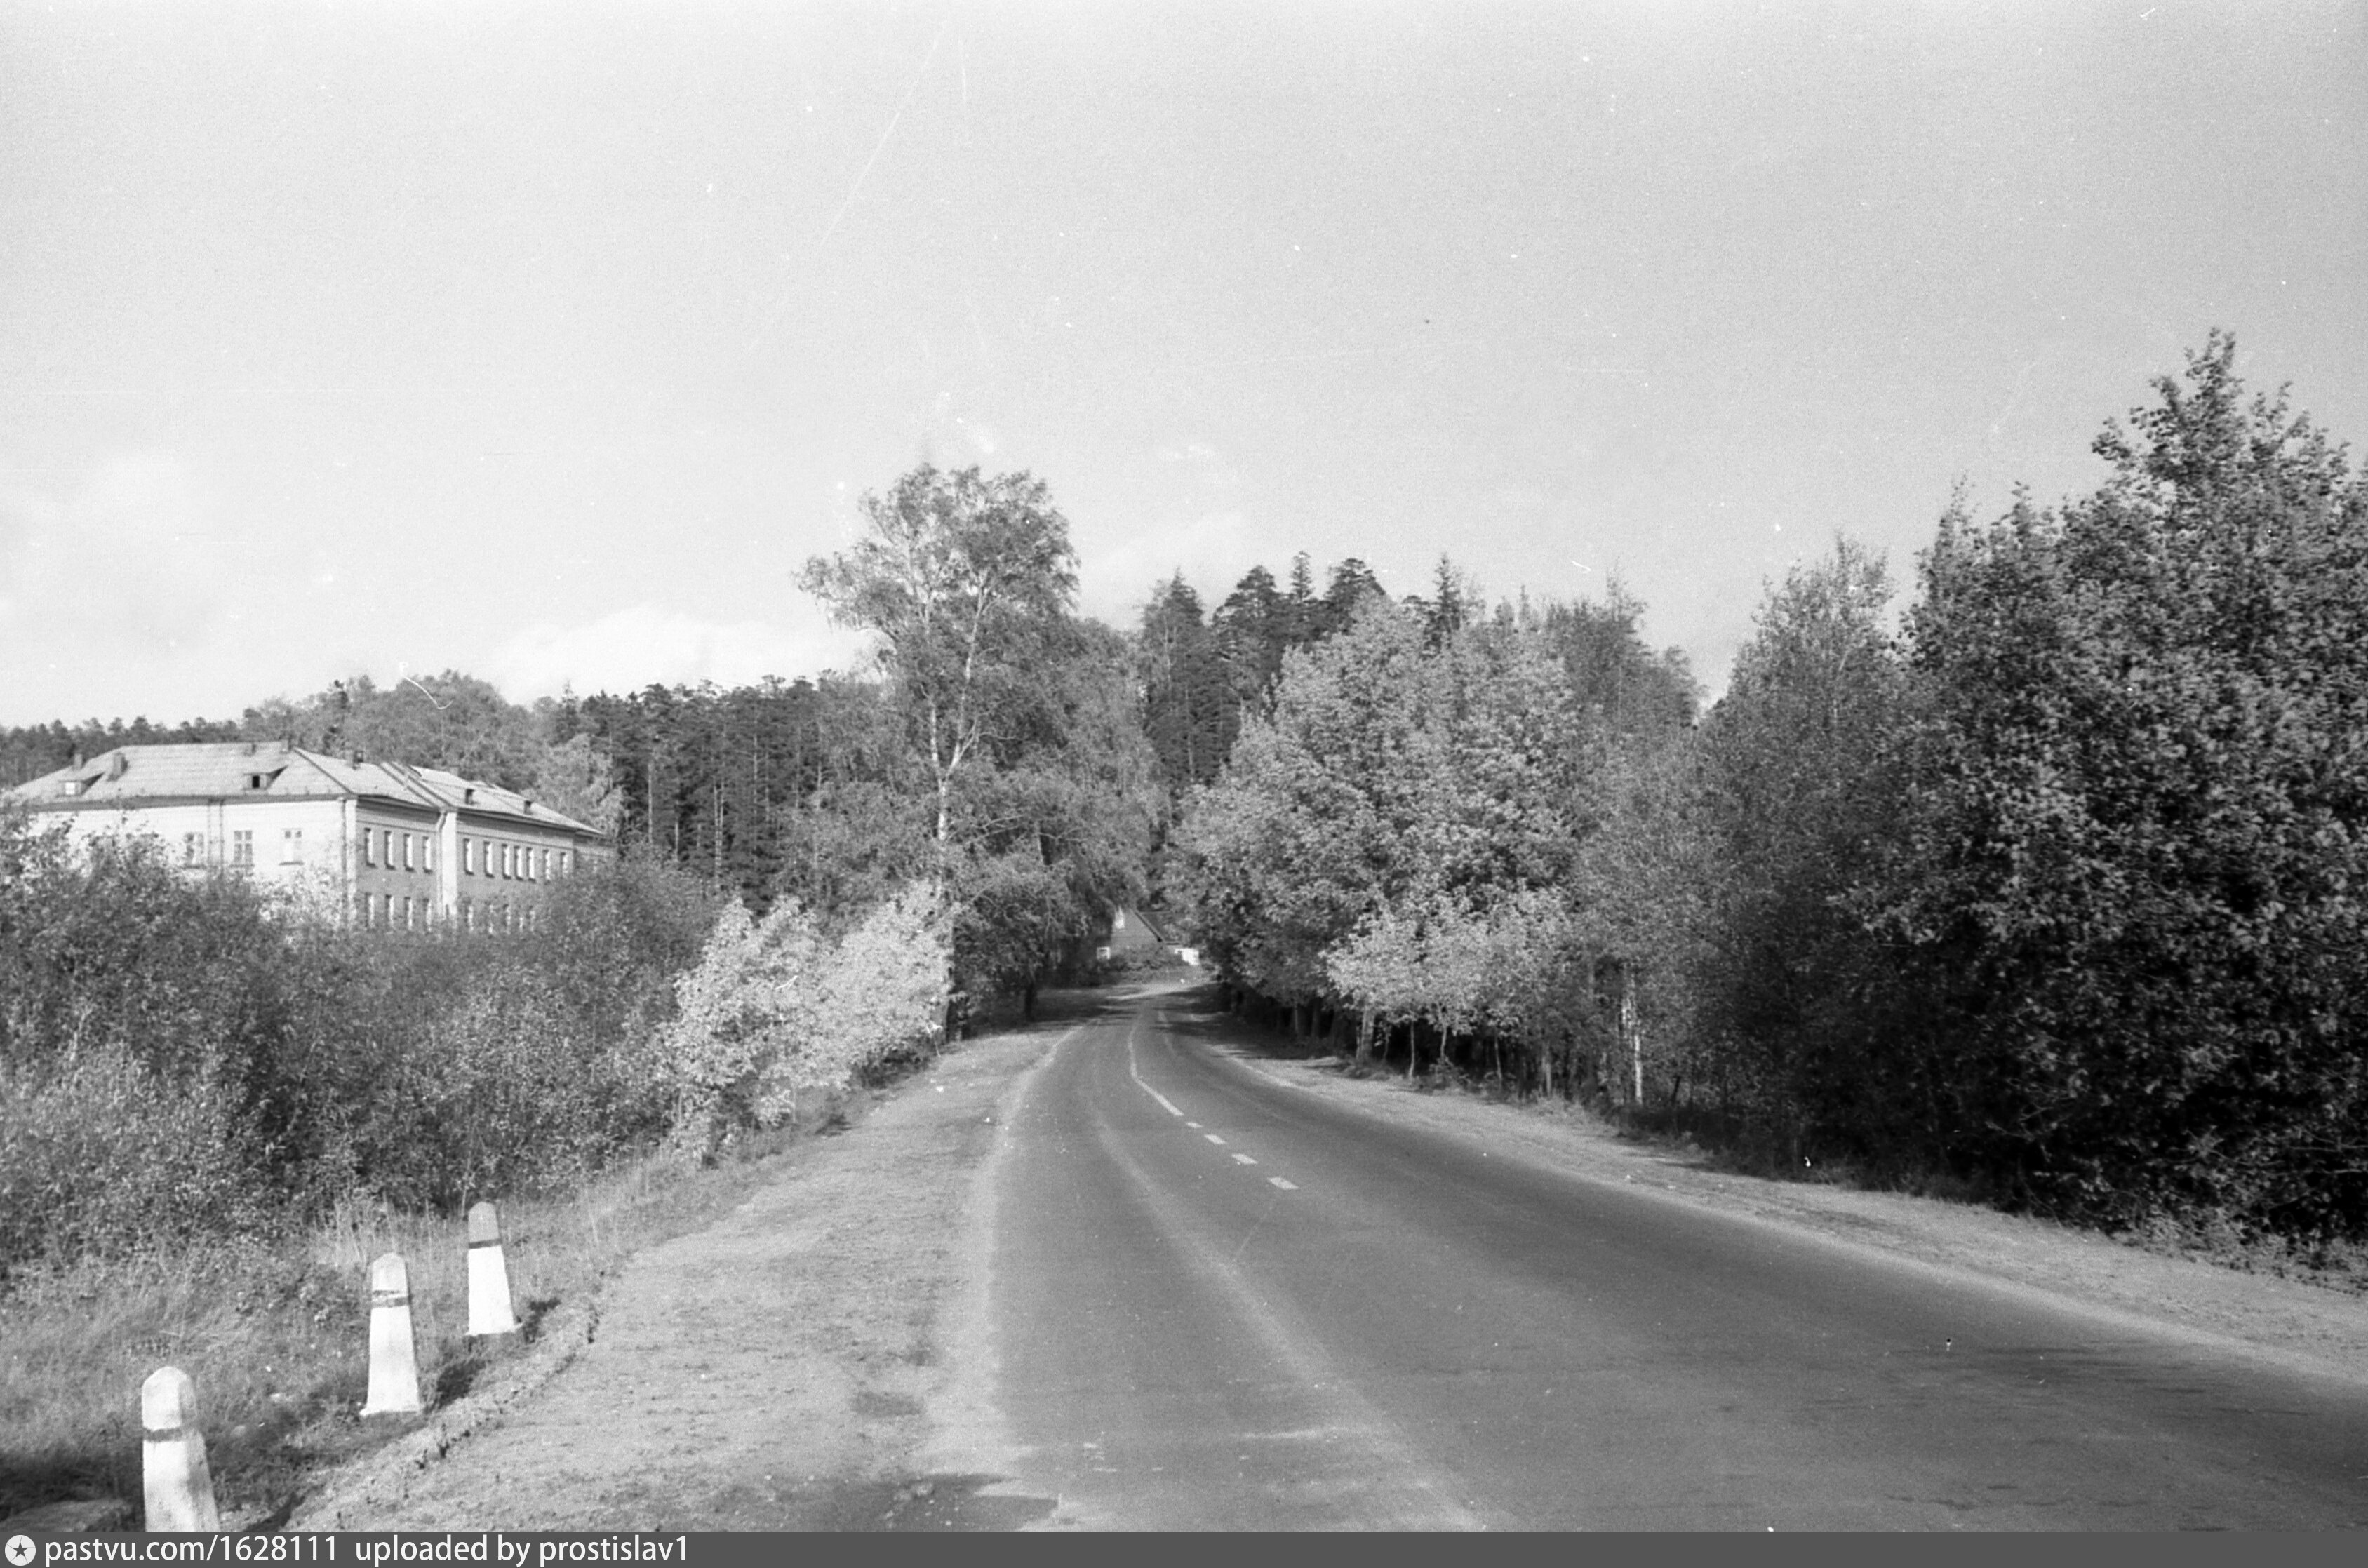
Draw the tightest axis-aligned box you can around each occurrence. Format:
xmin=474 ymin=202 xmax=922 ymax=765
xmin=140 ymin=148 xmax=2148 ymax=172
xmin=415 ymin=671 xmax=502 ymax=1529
xmin=4 ymin=741 xmax=606 ymax=933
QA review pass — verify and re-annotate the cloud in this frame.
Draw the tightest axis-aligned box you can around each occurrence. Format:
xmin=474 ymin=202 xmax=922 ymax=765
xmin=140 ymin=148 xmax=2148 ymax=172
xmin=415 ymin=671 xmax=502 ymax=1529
xmin=482 ymin=603 xmax=870 ymax=700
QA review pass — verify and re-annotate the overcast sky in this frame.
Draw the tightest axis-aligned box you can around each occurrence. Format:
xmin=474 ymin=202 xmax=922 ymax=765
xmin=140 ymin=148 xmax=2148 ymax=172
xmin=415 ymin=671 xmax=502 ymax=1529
xmin=2 ymin=1 xmax=2362 ymax=725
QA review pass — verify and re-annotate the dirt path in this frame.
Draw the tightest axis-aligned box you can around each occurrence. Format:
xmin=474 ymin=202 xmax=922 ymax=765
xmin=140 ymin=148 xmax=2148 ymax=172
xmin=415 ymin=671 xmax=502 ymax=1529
xmin=298 ymin=1012 xmax=1074 ymax=1532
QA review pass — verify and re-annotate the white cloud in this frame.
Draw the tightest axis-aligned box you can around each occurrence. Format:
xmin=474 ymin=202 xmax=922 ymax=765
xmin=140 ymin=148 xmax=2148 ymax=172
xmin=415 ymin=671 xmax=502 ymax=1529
xmin=482 ymin=603 xmax=870 ymax=700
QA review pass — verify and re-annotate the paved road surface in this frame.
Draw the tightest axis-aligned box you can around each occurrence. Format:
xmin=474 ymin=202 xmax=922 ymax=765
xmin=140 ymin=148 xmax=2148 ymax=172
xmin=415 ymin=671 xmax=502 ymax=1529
xmin=971 ymin=992 xmax=2368 ymax=1529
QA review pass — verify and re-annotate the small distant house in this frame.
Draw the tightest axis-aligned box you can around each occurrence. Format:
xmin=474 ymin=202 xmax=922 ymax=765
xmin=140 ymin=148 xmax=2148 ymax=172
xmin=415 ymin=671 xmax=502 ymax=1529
xmin=1083 ymin=904 xmax=1182 ymax=966
xmin=4 ymin=741 xmax=607 ymax=934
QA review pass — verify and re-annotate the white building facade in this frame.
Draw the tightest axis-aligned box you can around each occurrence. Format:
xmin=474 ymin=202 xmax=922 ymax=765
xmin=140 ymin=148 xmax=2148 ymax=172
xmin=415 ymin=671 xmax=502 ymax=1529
xmin=5 ymin=742 xmax=607 ymax=934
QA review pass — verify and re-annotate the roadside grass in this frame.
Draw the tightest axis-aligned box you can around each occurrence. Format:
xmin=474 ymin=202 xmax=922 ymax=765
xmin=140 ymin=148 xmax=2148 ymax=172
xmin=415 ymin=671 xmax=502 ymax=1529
xmin=0 ymin=1096 xmax=871 ymax=1527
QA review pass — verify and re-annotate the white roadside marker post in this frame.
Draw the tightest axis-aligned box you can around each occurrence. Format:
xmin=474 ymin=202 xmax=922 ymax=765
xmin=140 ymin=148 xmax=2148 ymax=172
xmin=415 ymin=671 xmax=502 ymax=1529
xmin=141 ymin=1366 xmax=220 ymax=1533
xmin=360 ymin=1252 xmax=424 ymax=1415
xmin=466 ymin=1200 xmax=519 ymax=1337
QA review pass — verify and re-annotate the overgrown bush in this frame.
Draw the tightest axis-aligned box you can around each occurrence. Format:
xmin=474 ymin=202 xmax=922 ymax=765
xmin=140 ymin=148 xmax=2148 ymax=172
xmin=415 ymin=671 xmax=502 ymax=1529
xmin=660 ymin=883 xmax=951 ymax=1159
xmin=0 ymin=1045 xmax=264 ymax=1268
xmin=0 ymin=809 xmax=722 ymax=1278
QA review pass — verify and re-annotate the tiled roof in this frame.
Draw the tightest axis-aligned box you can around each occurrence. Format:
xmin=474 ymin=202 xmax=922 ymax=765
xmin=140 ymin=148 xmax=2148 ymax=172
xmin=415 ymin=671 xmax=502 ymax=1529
xmin=4 ymin=742 xmax=598 ymax=836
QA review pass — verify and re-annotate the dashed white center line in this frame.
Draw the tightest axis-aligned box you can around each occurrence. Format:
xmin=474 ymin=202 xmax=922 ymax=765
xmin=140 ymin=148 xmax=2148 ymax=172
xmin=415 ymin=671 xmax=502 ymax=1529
xmin=1186 ymin=1121 xmax=1201 ymax=1129
xmin=1268 ymin=1177 xmax=1297 ymax=1191
xmin=1231 ymin=1153 xmax=1257 ymax=1165
xmin=1205 ymin=1133 xmax=1226 ymax=1145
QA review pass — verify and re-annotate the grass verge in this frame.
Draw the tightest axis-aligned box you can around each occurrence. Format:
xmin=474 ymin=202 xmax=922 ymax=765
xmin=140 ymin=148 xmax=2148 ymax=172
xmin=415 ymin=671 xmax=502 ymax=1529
xmin=0 ymin=1094 xmax=876 ymax=1528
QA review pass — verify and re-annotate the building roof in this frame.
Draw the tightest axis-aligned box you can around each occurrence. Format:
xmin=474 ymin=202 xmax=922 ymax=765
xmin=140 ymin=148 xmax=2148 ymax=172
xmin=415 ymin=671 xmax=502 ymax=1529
xmin=4 ymin=742 xmax=600 ymax=836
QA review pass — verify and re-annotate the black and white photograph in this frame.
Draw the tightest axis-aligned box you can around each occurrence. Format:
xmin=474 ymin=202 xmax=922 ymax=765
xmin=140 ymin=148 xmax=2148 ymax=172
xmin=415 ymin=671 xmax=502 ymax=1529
xmin=3 ymin=0 xmax=2365 ymax=1537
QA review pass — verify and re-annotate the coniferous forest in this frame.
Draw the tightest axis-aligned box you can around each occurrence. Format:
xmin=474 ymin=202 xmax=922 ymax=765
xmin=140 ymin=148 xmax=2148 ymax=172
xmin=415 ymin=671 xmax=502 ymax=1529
xmin=7 ymin=334 xmax=2367 ymax=1247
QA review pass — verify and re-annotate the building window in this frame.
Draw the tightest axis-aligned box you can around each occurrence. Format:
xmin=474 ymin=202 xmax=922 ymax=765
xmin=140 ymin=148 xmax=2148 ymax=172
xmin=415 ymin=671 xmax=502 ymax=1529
xmin=362 ymin=831 xmax=375 ymax=867
xmin=281 ymin=828 xmax=303 ymax=864
xmin=399 ymin=894 xmax=411 ymax=930
xmin=463 ymin=838 xmax=475 ymax=875
xmin=502 ymin=843 xmax=514 ymax=878
xmin=538 ymin=847 xmax=549 ymax=880
xmin=232 ymin=829 xmax=254 ymax=866
xmin=424 ymin=837 xmax=435 ymax=873
xmin=403 ymin=833 xmax=415 ymax=871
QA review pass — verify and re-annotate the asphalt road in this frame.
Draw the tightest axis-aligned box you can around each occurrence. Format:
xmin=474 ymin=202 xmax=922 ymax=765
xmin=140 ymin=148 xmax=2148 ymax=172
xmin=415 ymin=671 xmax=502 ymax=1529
xmin=979 ymin=990 xmax=2368 ymax=1530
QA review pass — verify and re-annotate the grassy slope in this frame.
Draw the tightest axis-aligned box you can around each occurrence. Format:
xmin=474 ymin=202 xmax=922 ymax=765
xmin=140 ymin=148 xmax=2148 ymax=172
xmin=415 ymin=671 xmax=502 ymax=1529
xmin=0 ymin=1100 xmax=864 ymax=1527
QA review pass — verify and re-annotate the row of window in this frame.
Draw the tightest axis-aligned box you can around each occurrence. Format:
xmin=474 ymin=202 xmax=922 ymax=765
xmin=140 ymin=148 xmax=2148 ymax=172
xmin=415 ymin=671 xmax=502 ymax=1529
xmin=185 ymin=829 xmax=302 ymax=867
xmin=354 ymin=892 xmax=540 ymax=935
xmin=360 ymin=892 xmax=429 ymax=931
xmin=176 ymin=824 xmax=577 ymax=883
xmin=460 ymin=836 xmax=568 ymax=882
xmin=356 ymin=826 xmax=575 ymax=881
xmin=359 ymin=827 xmax=434 ymax=873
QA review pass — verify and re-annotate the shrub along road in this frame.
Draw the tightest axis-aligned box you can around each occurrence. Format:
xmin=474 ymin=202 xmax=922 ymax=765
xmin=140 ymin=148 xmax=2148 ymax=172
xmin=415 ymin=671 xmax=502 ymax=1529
xmin=342 ymin=981 xmax=2368 ymax=1531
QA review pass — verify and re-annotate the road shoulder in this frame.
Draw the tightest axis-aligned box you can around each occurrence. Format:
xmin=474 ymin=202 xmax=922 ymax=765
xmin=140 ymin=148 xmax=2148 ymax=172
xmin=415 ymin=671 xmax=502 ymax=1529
xmin=313 ymin=1005 xmax=1084 ymax=1532
xmin=1165 ymin=991 xmax=2368 ymax=1386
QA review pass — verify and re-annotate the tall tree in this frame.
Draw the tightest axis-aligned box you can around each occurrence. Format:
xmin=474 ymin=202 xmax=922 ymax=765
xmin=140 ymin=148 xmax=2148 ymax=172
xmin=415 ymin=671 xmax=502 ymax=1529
xmin=1688 ymin=538 xmax=1911 ymax=1141
xmin=1136 ymin=573 xmax=1229 ymax=801
xmin=1871 ymin=333 xmax=2368 ymax=1230
xmin=800 ymin=466 xmax=1078 ymax=847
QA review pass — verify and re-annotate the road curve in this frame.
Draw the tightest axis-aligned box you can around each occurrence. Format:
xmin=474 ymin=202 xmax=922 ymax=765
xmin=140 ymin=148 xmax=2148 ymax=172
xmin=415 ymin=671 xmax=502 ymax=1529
xmin=965 ymin=988 xmax=2368 ymax=1530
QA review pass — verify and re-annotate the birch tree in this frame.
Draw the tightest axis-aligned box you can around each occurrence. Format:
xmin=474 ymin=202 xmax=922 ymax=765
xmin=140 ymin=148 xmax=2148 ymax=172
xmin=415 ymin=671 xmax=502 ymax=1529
xmin=800 ymin=466 xmax=1078 ymax=850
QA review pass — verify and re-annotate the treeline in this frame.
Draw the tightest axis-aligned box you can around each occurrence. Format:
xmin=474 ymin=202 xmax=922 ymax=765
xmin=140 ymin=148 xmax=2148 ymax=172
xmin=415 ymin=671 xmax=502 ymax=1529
xmin=1135 ymin=555 xmax=1388 ymax=803
xmin=1178 ymin=334 xmax=2368 ymax=1241
xmin=0 ymin=715 xmax=240 ymax=789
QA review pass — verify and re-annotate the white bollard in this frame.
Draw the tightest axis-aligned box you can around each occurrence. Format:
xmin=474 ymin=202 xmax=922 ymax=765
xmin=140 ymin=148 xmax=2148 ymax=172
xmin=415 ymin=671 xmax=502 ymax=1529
xmin=141 ymin=1366 xmax=221 ymax=1533
xmin=465 ymin=1200 xmax=519 ymax=1337
xmin=359 ymin=1251 xmax=423 ymax=1416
